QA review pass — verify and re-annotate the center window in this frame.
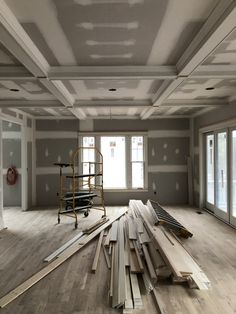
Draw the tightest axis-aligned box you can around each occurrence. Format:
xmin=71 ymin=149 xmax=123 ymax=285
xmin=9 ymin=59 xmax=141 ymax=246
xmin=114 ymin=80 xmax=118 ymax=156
xmin=80 ymin=133 xmax=146 ymax=190
xmin=101 ymin=136 xmax=126 ymax=188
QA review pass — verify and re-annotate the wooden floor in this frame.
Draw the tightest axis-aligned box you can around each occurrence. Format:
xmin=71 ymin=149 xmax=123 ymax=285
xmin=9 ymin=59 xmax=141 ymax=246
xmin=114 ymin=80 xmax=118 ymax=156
xmin=0 ymin=206 xmax=236 ymax=314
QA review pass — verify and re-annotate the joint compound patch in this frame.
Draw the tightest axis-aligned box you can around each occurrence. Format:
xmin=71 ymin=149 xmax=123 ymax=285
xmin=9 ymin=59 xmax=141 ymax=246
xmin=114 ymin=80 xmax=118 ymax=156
xmin=175 ymin=148 xmax=180 ymax=154
xmin=151 ymin=147 xmax=155 ymax=157
xmin=163 ymin=143 xmax=168 ymax=149
xmin=45 ymin=184 xmax=49 ymax=192
xmin=45 ymin=148 xmax=49 ymax=157
xmin=175 ymin=182 xmax=180 ymax=191
xmin=163 ymin=155 xmax=167 ymax=162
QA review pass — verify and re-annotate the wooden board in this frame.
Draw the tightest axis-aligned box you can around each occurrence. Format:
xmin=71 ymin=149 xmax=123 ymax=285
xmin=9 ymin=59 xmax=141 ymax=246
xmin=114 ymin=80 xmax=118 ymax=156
xmin=128 ymin=218 xmax=137 ymax=240
xmin=44 ymin=231 xmax=84 ymax=262
xmin=110 ymin=221 xmax=118 ymax=242
xmin=0 ymin=208 xmax=128 ymax=308
xmin=102 ymin=244 xmax=111 ymax=269
xmin=91 ymin=230 xmax=104 ymax=273
xmin=142 ymin=244 xmax=157 ymax=282
xmin=104 ymin=228 xmax=111 ymax=247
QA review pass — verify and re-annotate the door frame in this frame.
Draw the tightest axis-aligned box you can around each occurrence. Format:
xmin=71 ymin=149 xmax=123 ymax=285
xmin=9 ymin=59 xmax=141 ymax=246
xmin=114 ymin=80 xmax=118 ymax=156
xmin=205 ymin=132 xmax=215 ymax=212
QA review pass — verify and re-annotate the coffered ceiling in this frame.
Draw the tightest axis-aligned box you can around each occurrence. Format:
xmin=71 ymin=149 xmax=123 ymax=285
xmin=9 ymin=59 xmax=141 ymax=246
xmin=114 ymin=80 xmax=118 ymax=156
xmin=0 ymin=0 xmax=236 ymax=119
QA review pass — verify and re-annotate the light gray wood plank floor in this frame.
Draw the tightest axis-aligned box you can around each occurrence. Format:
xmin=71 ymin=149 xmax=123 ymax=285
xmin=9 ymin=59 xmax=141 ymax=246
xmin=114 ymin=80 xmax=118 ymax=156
xmin=0 ymin=205 xmax=236 ymax=313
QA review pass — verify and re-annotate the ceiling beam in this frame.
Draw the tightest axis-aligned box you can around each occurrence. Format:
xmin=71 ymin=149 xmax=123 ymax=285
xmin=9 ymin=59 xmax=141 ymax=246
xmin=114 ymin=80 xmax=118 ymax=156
xmin=0 ymin=100 xmax=63 ymax=108
xmin=39 ymin=79 xmax=74 ymax=108
xmin=48 ymin=65 xmax=177 ymax=80
xmin=177 ymin=0 xmax=236 ymax=76
xmin=0 ymin=1 xmax=49 ymax=77
xmin=0 ymin=66 xmax=34 ymax=80
xmin=74 ymin=99 xmax=151 ymax=107
xmin=192 ymin=65 xmax=236 ymax=78
xmin=161 ymin=99 xmax=227 ymax=107
xmin=70 ymin=107 xmax=87 ymax=120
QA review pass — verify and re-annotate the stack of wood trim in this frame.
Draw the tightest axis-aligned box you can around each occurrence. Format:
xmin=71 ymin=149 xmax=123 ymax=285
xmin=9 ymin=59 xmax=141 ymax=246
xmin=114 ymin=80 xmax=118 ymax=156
xmin=129 ymin=200 xmax=211 ymax=290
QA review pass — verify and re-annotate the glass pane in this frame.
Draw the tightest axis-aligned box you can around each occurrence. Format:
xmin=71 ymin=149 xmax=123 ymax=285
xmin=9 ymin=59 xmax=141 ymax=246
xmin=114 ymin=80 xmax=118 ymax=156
xmin=206 ymin=134 xmax=214 ymax=204
xmin=216 ymin=132 xmax=227 ymax=212
xmin=131 ymin=136 xmax=143 ymax=161
xmin=101 ymin=136 xmax=126 ymax=188
xmin=132 ymin=162 xmax=144 ymax=188
xmin=232 ymin=130 xmax=236 ymax=217
xmin=82 ymin=137 xmax=95 ymax=162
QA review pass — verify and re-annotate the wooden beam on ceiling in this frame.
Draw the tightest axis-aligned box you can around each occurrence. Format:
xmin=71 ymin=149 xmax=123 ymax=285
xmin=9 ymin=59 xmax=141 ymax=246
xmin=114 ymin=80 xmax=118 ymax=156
xmin=48 ymin=65 xmax=177 ymax=80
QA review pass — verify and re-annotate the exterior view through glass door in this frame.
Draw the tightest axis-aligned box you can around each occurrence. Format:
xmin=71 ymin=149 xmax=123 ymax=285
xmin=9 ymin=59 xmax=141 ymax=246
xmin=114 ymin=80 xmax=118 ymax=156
xmin=206 ymin=134 xmax=214 ymax=210
xmin=230 ymin=130 xmax=236 ymax=225
xmin=215 ymin=131 xmax=228 ymax=220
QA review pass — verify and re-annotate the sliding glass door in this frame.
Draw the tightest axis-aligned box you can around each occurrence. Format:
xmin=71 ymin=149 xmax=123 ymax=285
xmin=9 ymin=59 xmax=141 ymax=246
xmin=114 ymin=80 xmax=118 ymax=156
xmin=215 ymin=131 xmax=229 ymax=220
xmin=230 ymin=129 xmax=236 ymax=225
xmin=205 ymin=129 xmax=236 ymax=225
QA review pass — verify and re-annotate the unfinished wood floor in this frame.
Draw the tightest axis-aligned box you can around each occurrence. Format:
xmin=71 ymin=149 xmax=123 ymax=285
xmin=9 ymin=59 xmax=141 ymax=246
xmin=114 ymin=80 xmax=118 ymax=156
xmin=0 ymin=206 xmax=236 ymax=314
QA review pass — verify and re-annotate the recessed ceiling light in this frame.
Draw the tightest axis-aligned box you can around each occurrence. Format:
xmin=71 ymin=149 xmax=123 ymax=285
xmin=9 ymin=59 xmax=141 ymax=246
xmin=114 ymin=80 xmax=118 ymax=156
xmin=109 ymin=88 xmax=117 ymax=92
xmin=9 ymin=88 xmax=19 ymax=92
xmin=205 ymin=87 xmax=215 ymax=90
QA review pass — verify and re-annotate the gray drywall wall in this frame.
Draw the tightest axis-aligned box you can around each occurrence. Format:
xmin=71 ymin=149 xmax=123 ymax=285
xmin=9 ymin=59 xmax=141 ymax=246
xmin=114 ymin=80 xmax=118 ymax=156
xmin=2 ymin=120 xmax=22 ymax=207
xmin=193 ymin=103 xmax=236 ymax=206
xmin=35 ymin=118 xmax=190 ymax=207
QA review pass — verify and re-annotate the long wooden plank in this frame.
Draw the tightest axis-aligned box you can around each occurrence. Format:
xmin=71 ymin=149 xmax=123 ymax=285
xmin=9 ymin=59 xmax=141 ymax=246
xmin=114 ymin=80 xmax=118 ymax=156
xmin=128 ymin=218 xmax=137 ymax=240
xmin=83 ymin=217 xmax=109 ymax=234
xmin=44 ymin=232 xmax=84 ymax=262
xmin=102 ymin=244 xmax=111 ymax=269
xmin=133 ymin=240 xmax=144 ymax=272
xmin=0 ymin=208 xmax=128 ymax=308
xmin=110 ymin=221 xmax=118 ymax=242
xmin=130 ymin=273 xmax=143 ymax=309
xmin=142 ymin=244 xmax=157 ymax=283
xmin=91 ymin=230 xmax=104 ymax=272
xmin=118 ymin=217 xmax=126 ymax=307
xmin=104 ymin=227 xmax=111 ymax=247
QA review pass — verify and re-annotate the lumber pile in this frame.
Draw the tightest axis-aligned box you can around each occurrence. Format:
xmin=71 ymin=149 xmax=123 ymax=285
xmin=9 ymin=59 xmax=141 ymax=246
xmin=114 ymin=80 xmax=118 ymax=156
xmin=99 ymin=200 xmax=210 ymax=313
xmin=129 ymin=200 xmax=210 ymax=290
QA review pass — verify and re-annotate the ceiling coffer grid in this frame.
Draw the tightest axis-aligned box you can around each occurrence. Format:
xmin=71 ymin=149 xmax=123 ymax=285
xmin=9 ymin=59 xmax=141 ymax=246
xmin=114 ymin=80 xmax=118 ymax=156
xmin=0 ymin=0 xmax=235 ymax=118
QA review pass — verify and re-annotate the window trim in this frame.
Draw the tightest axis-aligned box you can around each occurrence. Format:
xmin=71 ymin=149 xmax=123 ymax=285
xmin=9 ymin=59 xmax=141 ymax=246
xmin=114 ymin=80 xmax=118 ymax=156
xmin=78 ymin=131 xmax=148 ymax=191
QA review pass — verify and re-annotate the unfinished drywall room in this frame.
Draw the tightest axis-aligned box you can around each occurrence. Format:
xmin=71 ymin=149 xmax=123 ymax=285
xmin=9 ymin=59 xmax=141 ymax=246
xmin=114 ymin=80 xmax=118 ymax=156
xmin=1 ymin=0 xmax=236 ymax=313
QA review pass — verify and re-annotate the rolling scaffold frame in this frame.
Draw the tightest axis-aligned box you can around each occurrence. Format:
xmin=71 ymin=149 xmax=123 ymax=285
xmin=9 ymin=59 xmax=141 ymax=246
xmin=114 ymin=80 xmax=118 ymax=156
xmin=55 ymin=147 xmax=106 ymax=228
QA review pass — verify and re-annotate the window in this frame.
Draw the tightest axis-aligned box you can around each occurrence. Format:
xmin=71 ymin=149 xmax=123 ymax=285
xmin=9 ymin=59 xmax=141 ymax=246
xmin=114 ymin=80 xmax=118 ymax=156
xmin=131 ymin=136 xmax=144 ymax=188
xmin=80 ymin=133 xmax=146 ymax=190
xmin=101 ymin=136 xmax=126 ymax=188
xmin=82 ymin=137 xmax=95 ymax=183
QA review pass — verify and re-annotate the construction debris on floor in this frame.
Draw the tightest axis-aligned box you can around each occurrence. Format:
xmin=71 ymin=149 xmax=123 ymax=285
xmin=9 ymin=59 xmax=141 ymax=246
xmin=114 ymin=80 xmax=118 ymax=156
xmin=0 ymin=200 xmax=210 ymax=313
